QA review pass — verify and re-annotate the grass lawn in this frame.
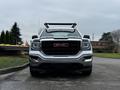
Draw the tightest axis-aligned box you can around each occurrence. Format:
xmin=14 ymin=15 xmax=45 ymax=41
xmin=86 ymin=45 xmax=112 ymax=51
xmin=0 ymin=56 xmax=28 ymax=69
xmin=94 ymin=53 xmax=120 ymax=59
xmin=0 ymin=44 xmax=20 ymax=46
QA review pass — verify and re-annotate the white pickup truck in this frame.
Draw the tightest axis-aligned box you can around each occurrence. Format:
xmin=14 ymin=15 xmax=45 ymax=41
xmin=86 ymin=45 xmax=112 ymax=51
xmin=29 ymin=23 xmax=93 ymax=77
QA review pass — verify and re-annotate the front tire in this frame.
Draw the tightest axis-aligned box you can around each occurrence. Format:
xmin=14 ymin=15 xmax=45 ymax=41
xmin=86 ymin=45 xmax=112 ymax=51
xmin=30 ymin=67 xmax=39 ymax=77
xmin=82 ymin=68 xmax=92 ymax=76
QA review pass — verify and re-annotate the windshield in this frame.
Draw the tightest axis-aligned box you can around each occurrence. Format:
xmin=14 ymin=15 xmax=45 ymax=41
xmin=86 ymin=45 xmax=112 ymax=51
xmin=40 ymin=29 xmax=81 ymax=39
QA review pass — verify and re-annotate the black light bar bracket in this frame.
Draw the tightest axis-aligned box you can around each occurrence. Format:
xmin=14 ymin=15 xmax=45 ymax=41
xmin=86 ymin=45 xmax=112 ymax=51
xmin=44 ymin=23 xmax=77 ymax=28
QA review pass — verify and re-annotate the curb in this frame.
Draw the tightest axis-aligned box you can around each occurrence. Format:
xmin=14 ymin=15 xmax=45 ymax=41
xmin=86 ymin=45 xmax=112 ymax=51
xmin=0 ymin=63 xmax=29 ymax=75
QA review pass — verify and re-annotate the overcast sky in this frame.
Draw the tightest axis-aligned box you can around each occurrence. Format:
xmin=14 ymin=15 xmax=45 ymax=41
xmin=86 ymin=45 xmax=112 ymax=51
xmin=0 ymin=0 xmax=120 ymax=42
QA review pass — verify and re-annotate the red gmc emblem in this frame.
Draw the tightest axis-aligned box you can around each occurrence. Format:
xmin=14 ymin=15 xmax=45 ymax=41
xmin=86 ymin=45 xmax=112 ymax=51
xmin=53 ymin=43 xmax=69 ymax=47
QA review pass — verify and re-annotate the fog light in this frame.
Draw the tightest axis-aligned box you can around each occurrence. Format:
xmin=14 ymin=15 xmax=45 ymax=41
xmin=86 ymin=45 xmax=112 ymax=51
xmin=30 ymin=56 xmax=39 ymax=63
xmin=84 ymin=59 xmax=92 ymax=62
xmin=33 ymin=59 xmax=39 ymax=63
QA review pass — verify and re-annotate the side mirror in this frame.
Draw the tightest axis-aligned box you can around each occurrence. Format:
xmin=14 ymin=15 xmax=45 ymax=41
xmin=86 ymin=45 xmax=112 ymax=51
xmin=83 ymin=35 xmax=90 ymax=39
xmin=32 ymin=35 xmax=38 ymax=39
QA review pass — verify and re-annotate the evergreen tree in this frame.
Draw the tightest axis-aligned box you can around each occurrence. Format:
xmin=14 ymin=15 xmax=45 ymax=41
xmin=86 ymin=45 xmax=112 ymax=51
xmin=0 ymin=34 xmax=1 ymax=44
xmin=11 ymin=22 xmax=22 ymax=44
xmin=0 ymin=30 xmax=6 ymax=44
xmin=99 ymin=32 xmax=113 ymax=42
xmin=5 ymin=30 xmax=10 ymax=44
xmin=8 ymin=31 xmax=12 ymax=44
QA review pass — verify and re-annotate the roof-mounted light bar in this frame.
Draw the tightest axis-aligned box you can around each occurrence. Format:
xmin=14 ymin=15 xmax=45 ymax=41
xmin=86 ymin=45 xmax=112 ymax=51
xmin=44 ymin=23 xmax=77 ymax=28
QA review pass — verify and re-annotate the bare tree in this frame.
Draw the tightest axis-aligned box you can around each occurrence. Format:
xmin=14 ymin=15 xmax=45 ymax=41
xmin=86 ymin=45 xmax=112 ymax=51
xmin=111 ymin=29 xmax=120 ymax=53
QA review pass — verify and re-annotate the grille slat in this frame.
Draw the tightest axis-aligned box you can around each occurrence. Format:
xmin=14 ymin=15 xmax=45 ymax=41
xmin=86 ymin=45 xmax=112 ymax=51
xmin=41 ymin=41 xmax=81 ymax=55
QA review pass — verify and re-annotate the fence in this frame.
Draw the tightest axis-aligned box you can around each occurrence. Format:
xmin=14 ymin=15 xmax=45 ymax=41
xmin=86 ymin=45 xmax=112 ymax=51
xmin=0 ymin=46 xmax=29 ymax=55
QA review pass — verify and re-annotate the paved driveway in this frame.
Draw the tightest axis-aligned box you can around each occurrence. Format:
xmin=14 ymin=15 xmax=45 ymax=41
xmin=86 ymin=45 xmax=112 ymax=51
xmin=0 ymin=57 xmax=120 ymax=90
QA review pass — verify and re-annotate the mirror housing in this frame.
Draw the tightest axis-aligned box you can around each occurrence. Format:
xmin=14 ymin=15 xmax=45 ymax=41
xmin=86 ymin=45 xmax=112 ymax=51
xmin=83 ymin=35 xmax=90 ymax=39
xmin=32 ymin=35 xmax=38 ymax=39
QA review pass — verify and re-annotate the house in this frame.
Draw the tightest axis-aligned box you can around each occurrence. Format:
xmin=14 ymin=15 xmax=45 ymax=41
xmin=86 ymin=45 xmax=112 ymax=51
xmin=91 ymin=41 xmax=114 ymax=53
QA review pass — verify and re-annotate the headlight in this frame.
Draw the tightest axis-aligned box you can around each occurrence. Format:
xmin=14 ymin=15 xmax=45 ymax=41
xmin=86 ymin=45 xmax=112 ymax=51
xmin=31 ymin=41 xmax=40 ymax=51
xmin=82 ymin=39 xmax=91 ymax=50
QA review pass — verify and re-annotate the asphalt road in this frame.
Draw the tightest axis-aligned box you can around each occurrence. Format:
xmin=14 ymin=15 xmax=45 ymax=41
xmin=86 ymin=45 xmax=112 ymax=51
xmin=0 ymin=57 xmax=120 ymax=90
